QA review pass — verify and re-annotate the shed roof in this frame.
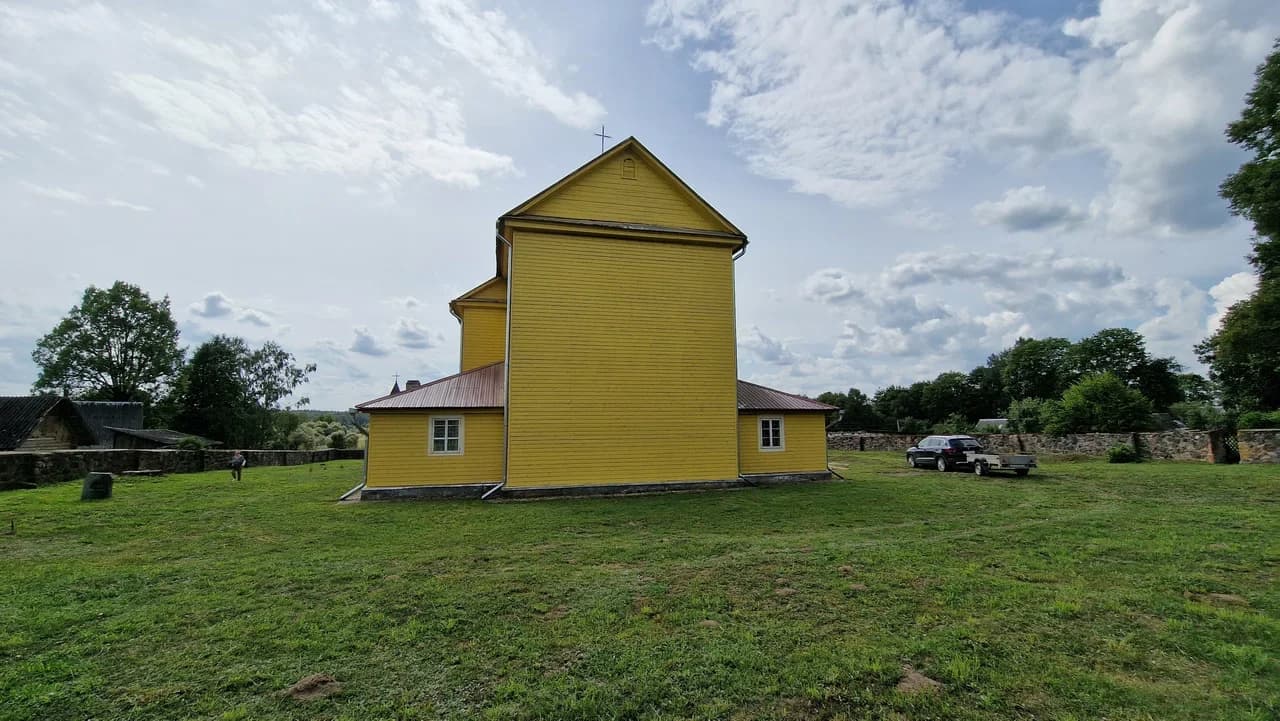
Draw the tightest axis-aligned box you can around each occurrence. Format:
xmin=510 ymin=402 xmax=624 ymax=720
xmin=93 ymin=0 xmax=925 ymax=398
xmin=0 ymin=396 xmax=96 ymax=451
xmin=105 ymin=427 xmax=222 ymax=447
xmin=356 ymin=361 xmax=505 ymax=410
xmin=74 ymin=401 xmax=144 ymax=446
xmin=355 ymin=364 xmax=834 ymax=414
xmin=736 ymin=380 xmax=837 ymax=413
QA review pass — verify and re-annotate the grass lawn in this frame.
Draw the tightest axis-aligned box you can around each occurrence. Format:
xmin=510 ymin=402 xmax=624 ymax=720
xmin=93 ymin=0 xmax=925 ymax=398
xmin=1 ymin=453 xmax=1277 ymax=720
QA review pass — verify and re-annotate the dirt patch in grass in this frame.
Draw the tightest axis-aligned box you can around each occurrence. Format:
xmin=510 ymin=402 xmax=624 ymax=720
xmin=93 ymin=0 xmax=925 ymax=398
xmin=896 ymin=665 xmax=944 ymax=695
xmin=543 ymin=605 xmax=570 ymax=620
xmin=1185 ymin=591 xmax=1249 ymax=606
xmin=774 ymin=587 xmax=798 ymax=596
xmin=283 ymin=674 xmax=341 ymax=701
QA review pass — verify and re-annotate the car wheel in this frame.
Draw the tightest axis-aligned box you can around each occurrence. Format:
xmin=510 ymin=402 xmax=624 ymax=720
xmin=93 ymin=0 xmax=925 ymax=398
xmin=936 ymin=456 xmax=948 ymax=472
xmin=1015 ymin=469 xmax=1029 ymax=477
xmin=907 ymin=454 xmax=916 ymax=468
xmin=974 ymin=461 xmax=988 ymax=477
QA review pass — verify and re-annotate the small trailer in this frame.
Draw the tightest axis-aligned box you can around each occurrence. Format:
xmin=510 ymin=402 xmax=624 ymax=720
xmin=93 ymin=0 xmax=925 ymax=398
xmin=966 ymin=451 xmax=1036 ymax=477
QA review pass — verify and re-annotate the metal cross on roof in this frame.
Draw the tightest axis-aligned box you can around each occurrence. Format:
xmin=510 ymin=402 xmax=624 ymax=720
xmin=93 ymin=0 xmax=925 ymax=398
xmin=593 ymin=125 xmax=612 ymax=154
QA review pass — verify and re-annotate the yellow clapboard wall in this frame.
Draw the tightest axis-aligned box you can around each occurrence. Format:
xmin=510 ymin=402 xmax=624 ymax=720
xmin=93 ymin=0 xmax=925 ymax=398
xmin=505 ymin=230 xmax=739 ymax=487
xmin=523 ymin=152 xmax=729 ymax=232
xmin=738 ymin=413 xmax=829 ymax=474
xmin=366 ymin=411 xmax=503 ymax=487
xmin=460 ymin=305 xmax=506 ymax=372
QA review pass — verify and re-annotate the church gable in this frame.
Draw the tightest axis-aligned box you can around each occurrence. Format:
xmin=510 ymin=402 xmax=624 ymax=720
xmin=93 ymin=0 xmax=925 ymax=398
xmin=505 ymin=138 xmax=742 ymax=236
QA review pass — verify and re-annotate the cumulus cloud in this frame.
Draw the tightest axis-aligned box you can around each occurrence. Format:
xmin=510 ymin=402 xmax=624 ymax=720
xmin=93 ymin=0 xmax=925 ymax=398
xmin=648 ymin=0 xmax=1277 ymax=233
xmin=800 ymin=268 xmax=863 ymax=304
xmin=20 ymin=182 xmax=152 ymax=212
xmin=973 ymin=186 xmax=1088 ymax=232
xmin=350 ymin=327 xmax=390 ymax=356
xmin=1206 ymin=271 xmax=1258 ymax=333
xmin=190 ymin=291 xmax=235 ymax=318
xmin=647 ymin=0 xmax=1074 ymax=206
xmin=739 ymin=326 xmax=797 ymax=365
xmin=1 ymin=2 xmax=521 ymax=192
xmin=794 ymin=246 xmax=1235 ymax=391
xmin=416 ymin=0 xmax=605 ymax=129
xmin=394 ymin=317 xmax=440 ymax=349
xmin=238 ymin=309 xmax=272 ymax=327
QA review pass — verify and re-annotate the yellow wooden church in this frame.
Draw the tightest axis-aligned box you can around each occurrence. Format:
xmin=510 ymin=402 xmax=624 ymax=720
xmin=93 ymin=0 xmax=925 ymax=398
xmin=356 ymin=138 xmax=835 ymax=499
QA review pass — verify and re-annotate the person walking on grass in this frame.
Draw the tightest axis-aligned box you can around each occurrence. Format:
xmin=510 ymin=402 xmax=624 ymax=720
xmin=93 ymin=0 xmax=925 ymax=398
xmin=230 ymin=451 xmax=247 ymax=481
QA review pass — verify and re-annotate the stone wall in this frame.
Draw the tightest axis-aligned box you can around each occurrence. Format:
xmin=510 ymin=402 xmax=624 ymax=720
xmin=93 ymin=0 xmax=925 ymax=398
xmin=1238 ymin=429 xmax=1280 ymax=464
xmin=828 ymin=430 xmax=1239 ymax=462
xmin=0 ymin=448 xmax=365 ymax=491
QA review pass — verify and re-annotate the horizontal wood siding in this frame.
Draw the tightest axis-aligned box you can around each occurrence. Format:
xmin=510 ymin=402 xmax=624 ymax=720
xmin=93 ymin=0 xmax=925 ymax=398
xmin=366 ymin=411 xmax=503 ymax=488
xmin=506 ymin=231 xmax=738 ymax=488
xmin=738 ymin=413 xmax=829 ymax=474
xmin=18 ymin=415 xmax=77 ymax=451
xmin=460 ymin=305 xmax=507 ymax=372
xmin=526 ymin=153 xmax=726 ymax=232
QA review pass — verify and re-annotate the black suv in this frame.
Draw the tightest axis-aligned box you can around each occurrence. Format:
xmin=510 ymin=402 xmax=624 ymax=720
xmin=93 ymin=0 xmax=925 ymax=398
xmin=906 ymin=435 xmax=983 ymax=472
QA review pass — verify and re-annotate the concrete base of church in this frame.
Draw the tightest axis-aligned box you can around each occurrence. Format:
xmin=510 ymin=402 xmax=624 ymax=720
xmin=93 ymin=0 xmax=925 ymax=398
xmin=740 ymin=471 xmax=835 ymax=485
xmin=355 ymin=471 xmax=835 ymax=501
xmin=358 ymin=483 xmax=500 ymax=501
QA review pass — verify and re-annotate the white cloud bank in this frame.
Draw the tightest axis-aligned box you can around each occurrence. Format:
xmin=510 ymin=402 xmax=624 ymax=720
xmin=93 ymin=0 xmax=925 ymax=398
xmin=648 ymin=0 xmax=1278 ymax=233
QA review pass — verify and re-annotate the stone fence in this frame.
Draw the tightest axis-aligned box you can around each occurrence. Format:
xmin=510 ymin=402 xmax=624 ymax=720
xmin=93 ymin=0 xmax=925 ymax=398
xmin=0 ymin=448 xmax=365 ymax=491
xmin=828 ymin=429 xmax=1274 ymax=463
xmin=1238 ymin=429 xmax=1280 ymax=464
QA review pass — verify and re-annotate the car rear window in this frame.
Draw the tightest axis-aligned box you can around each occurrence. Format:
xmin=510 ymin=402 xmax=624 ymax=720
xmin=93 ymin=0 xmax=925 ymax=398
xmin=950 ymin=439 xmax=982 ymax=449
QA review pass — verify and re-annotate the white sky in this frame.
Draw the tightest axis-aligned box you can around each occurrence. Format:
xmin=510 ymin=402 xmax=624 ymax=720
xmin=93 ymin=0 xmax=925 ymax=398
xmin=1 ymin=0 xmax=1275 ymax=409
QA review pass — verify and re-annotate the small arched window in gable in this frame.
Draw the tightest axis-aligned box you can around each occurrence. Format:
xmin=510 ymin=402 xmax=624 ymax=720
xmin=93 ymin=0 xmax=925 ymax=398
xmin=621 ymin=157 xmax=636 ymax=180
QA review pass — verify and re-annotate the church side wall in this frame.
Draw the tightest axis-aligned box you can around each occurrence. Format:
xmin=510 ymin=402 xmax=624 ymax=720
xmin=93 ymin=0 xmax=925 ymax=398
xmin=365 ymin=410 xmax=504 ymax=488
xmin=506 ymin=230 xmax=739 ymax=488
xmin=460 ymin=305 xmax=507 ymax=372
xmin=739 ymin=413 xmax=829 ymax=475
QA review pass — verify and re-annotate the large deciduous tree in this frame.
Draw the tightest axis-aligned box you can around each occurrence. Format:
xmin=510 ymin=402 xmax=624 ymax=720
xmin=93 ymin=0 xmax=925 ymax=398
xmin=31 ymin=282 xmax=183 ymax=403
xmin=1069 ymin=328 xmax=1183 ymax=410
xmin=816 ymin=388 xmax=884 ymax=431
xmin=173 ymin=335 xmax=315 ymax=448
xmin=1199 ymin=40 xmax=1280 ymax=410
xmin=1001 ymin=337 xmax=1074 ymax=401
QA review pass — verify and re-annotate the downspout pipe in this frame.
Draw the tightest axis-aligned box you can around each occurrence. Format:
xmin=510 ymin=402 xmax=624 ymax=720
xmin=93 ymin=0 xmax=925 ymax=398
xmin=826 ymin=410 xmax=846 ymax=479
xmin=484 ymin=230 xmax=514 ymax=502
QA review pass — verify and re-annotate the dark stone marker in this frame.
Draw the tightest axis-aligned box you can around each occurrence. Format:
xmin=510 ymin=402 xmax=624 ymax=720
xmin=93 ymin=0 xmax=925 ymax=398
xmin=81 ymin=472 xmax=113 ymax=500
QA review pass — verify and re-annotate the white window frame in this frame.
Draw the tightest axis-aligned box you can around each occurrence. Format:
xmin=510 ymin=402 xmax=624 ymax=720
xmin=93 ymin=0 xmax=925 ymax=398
xmin=428 ymin=415 xmax=464 ymax=456
xmin=759 ymin=416 xmax=785 ymax=452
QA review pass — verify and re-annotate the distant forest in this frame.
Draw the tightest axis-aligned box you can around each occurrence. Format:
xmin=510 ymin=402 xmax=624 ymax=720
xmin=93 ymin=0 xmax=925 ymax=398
xmin=817 ymin=328 xmax=1219 ymax=434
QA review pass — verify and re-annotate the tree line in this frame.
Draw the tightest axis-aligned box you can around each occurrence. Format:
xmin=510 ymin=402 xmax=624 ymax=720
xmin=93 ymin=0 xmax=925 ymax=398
xmin=30 ymin=281 xmax=319 ymax=449
xmin=818 ymin=328 xmax=1210 ymax=434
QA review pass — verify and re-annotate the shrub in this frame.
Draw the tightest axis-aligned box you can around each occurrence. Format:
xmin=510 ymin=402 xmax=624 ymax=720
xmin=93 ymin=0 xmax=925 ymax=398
xmin=931 ymin=413 xmax=974 ymax=435
xmin=1107 ymin=444 xmax=1139 ymax=463
xmin=1005 ymin=398 xmax=1057 ymax=433
xmin=1169 ymin=401 xmax=1233 ymax=430
xmin=1237 ymin=409 xmax=1280 ymax=429
xmin=1047 ymin=374 xmax=1154 ymax=434
xmin=174 ymin=436 xmax=206 ymax=450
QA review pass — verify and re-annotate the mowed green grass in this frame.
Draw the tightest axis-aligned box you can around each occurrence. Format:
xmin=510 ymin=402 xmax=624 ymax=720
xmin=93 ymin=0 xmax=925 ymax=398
xmin=1 ymin=454 xmax=1277 ymax=721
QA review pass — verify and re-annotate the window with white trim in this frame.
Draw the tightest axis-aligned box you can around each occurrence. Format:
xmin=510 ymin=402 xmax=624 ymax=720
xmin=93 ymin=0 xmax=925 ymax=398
xmin=759 ymin=416 xmax=785 ymax=451
xmin=429 ymin=416 xmax=463 ymax=455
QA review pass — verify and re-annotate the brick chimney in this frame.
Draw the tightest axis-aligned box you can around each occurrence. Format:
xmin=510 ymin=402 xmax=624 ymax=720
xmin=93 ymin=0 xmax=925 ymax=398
xmin=405 ymin=379 xmax=421 ymax=391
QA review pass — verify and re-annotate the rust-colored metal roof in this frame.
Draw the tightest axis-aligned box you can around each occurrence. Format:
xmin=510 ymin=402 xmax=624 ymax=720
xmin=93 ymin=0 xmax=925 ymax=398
xmin=357 ymin=365 xmax=833 ymax=414
xmin=736 ymin=380 xmax=836 ymax=413
xmin=356 ymin=362 xmax=505 ymax=410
